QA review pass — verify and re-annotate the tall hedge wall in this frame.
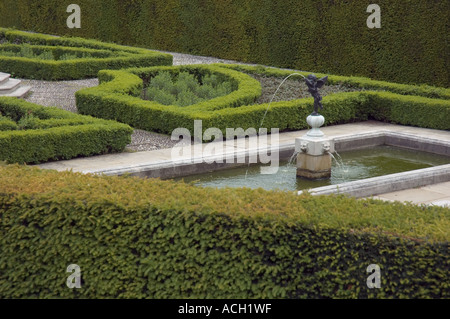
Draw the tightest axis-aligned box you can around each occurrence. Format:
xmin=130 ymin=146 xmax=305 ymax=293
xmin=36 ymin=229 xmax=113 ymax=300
xmin=0 ymin=165 xmax=449 ymax=298
xmin=0 ymin=0 xmax=448 ymax=87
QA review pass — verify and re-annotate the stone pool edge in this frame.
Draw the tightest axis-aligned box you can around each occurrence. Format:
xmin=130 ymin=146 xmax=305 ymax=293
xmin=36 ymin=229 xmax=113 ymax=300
xmin=36 ymin=122 xmax=450 ymax=199
xmin=301 ymin=164 xmax=450 ymax=198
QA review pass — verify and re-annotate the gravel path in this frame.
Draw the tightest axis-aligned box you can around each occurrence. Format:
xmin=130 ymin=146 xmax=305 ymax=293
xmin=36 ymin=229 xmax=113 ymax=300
xmin=161 ymin=50 xmax=246 ymax=66
xmin=21 ymin=78 xmax=98 ymax=113
xmin=20 ymin=51 xmax=248 ymax=152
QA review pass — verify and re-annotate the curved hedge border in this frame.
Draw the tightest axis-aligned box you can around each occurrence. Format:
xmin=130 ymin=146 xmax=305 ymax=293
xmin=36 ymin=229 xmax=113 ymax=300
xmin=0 ymin=43 xmax=125 ymax=59
xmin=223 ymin=65 xmax=450 ymax=100
xmin=0 ymin=165 xmax=448 ymax=298
xmin=0 ymin=97 xmax=133 ymax=163
xmin=76 ymin=64 xmax=262 ymax=134
xmin=0 ymin=28 xmax=173 ymax=80
xmin=76 ymin=64 xmax=450 ymax=136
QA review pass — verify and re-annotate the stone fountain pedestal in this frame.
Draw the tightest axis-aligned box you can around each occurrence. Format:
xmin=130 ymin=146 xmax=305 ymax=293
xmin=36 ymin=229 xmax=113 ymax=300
xmin=295 ymin=115 xmax=335 ymax=179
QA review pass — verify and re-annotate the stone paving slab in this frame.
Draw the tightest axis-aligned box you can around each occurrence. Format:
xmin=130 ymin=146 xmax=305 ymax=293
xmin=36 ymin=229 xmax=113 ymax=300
xmin=373 ymin=182 xmax=450 ymax=207
xmin=423 ymin=182 xmax=450 ymax=194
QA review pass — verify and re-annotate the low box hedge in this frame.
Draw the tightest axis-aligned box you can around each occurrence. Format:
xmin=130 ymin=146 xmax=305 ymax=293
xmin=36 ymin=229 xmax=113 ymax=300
xmin=0 ymin=114 xmax=17 ymax=131
xmin=76 ymin=64 xmax=450 ymax=137
xmin=222 ymin=64 xmax=450 ymax=100
xmin=0 ymin=28 xmax=173 ymax=80
xmin=0 ymin=165 xmax=448 ymax=298
xmin=76 ymin=64 xmax=262 ymax=134
xmin=0 ymin=97 xmax=133 ymax=163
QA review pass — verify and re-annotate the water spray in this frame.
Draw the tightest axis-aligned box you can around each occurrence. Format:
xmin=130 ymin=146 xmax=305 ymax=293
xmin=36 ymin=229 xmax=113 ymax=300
xmin=245 ymin=72 xmax=307 ymax=179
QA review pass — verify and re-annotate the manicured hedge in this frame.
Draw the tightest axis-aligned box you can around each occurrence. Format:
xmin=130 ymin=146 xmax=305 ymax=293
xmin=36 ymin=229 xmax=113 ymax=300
xmin=0 ymin=28 xmax=173 ymax=80
xmin=75 ymin=64 xmax=450 ymax=137
xmin=366 ymin=92 xmax=450 ymax=130
xmin=0 ymin=165 xmax=448 ymax=298
xmin=0 ymin=1 xmax=447 ymax=87
xmin=0 ymin=97 xmax=133 ymax=163
xmin=222 ymin=65 xmax=450 ymax=100
xmin=0 ymin=115 xmax=17 ymax=131
xmin=76 ymin=64 xmax=263 ymax=135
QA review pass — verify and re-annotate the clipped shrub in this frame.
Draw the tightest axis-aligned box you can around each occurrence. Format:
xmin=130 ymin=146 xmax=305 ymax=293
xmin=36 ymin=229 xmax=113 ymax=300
xmin=76 ymin=64 xmax=262 ymax=134
xmin=76 ymin=64 xmax=450 ymax=137
xmin=0 ymin=43 xmax=97 ymax=61
xmin=0 ymin=114 xmax=17 ymax=131
xmin=0 ymin=165 xmax=448 ymax=298
xmin=366 ymin=91 xmax=450 ymax=130
xmin=222 ymin=64 xmax=450 ymax=100
xmin=0 ymin=28 xmax=173 ymax=80
xmin=0 ymin=97 xmax=133 ymax=163
xmin=0 ymin=43 xmax=54 ymax=60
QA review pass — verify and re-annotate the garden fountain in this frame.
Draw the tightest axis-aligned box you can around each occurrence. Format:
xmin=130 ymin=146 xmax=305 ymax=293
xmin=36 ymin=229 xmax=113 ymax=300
xmin=295 ymin=74 xmax=335 ymax=179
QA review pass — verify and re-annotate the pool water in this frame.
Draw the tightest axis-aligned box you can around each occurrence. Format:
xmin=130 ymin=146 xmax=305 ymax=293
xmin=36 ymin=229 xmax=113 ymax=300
xmin=174 ymin=145 xmax=450 ymax=191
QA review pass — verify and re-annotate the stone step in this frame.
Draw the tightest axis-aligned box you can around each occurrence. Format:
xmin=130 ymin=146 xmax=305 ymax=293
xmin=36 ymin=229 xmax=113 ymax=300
xmin=0 ymin=78 xmax=22 ymax=94
xmin=0 ymin=72 xmax=32 ymax=99
xmin=1 ymin=85 xmax=32 ymax=98
xmin=0 ymin=72 xmax=11 ymax=85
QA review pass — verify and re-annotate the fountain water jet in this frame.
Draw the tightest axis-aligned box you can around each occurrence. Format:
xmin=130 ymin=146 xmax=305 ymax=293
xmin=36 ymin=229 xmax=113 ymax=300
xmin=245 ymin=72 xmax=306 ymax=179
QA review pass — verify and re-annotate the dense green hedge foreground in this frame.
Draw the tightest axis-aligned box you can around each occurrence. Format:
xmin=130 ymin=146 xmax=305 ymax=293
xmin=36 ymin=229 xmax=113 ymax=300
xmin=0 ymin=165 xmax=448 ymax=298
xmin=0 ymin=97 xmax=133 ymax=163
xmin=76 ymin=64 xmax=450 ymax=137
xmin=0 ymin=1 xmax=447 ymax=87
xmin=0 ymin=28 xmax=172 ymax=80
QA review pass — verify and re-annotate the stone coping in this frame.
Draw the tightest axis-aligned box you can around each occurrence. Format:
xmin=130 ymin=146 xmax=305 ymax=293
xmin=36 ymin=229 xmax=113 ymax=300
xmin=37 ymin=121 xmax=450 ymax=197
xmin=301 ymin=164 xmax=450 ymax=198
